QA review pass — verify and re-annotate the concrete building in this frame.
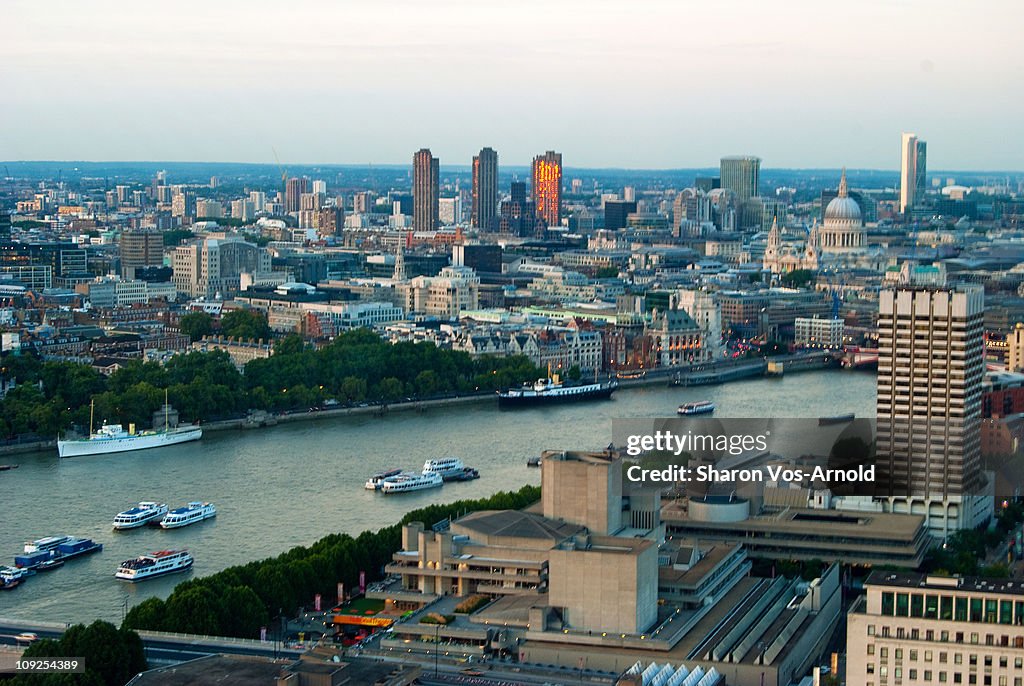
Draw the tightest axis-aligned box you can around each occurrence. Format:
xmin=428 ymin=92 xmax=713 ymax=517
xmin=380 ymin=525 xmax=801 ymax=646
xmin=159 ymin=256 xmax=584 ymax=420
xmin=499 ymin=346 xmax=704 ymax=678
xmin=85 ymin=277 xmax=176 ymax=308
xmin=120 ymin=229 xmax=165 ymax=278
xmin=877 ymin=285 xmax=993 ymax=536
xmin=471 ymin=147 xmax=498 ymax=230
xmin=720 ymin=156 xmax=760 ymax=203
xmin=403 ymin=265 xmax=479 ymax=318
xmin=192 ymin=335 xmax=273 ymax=369
xmin=1008 ymin=323 xmax=1024 ymax=373
xmin=172 ymin=235 xmax=273 ymax=299
xmin=413 ymin=149 xmax=439 ymax=232
xmin=794 ymin=316 xmax=844 ymax=349
xmin=901 ymin=132 xmax=928 ymax=214
xmin=532 ymin=150 xmax=563 ymax=227
xmin=848 ymin=572 xmax=1024 ymax=686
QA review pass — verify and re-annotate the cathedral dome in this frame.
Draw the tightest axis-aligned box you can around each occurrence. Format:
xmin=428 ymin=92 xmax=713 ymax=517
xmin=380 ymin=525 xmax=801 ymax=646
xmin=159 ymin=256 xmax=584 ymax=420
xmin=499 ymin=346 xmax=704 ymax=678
xmin=824 ymin=167 xmax=861 ymax=222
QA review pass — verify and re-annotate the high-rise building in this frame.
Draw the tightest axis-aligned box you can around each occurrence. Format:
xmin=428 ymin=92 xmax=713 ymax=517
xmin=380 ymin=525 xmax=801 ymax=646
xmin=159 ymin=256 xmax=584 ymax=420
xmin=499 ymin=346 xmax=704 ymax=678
xmin=413 ymin=148 xmax=439 ymax=232
xmin=120 ymin=229 xmax=165 ymax=278
xmin=471 ymin=147 xmax=498 ymax=230
xmin=249 ymin=191 xmax=267 ymax=213
xmin=284 ymin=177 xmax=308 ymax=214
xmin=532 ymin=150 xmax=563 ymax=227
xmin=499 ymin=182 xmax=537 ymax=236
xmin=900 ymin=132 xmax=928 ymax=214
xmin=719 ymin=156 xmax=761 ymax=202
xmin=876 ymin=285 xmax=991 ymax=537
xmin=604 ymin=200 xmax=637 ymax=231
xmin=170 ymin=187 xmax=196 ymax=220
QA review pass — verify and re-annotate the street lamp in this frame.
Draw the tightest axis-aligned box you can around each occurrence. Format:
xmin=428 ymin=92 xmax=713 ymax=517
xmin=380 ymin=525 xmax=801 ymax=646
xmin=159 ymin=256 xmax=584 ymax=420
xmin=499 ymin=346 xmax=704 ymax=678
xmin=434 ymin=623 xmax=440 ymax=676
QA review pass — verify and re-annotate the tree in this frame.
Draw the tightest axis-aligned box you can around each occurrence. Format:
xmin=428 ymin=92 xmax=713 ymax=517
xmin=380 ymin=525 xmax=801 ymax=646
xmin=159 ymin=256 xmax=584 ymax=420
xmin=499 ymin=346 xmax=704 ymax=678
xmin=179 ymin=311 xmax=214 ymax=342
xmin=162 ymin=228 xmax=194 ymax=246
xmin=220 ymin=309 xmax=272 ymax=341
xmin=565 ymin=365 xmax=582 ymax=381
xmin=780 ymin=268 xmax=816 ymax=289
xmin=19 ymin=621 xmax=146 ymax=686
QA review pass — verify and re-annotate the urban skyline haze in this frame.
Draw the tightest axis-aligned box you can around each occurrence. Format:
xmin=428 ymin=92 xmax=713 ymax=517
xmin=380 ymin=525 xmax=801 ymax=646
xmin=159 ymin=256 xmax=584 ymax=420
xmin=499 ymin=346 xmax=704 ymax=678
xmin=2 ymin=0 xmax=1022 ymax=169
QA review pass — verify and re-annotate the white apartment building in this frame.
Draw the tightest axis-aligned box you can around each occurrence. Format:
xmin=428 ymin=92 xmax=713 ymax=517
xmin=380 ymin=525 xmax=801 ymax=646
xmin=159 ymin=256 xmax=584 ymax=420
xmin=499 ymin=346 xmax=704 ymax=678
xmin=794 ymin=316 xmax=844 ymax=349
xmin=403 ymin=265 xmax=479 ymax=319
xmin=172 ymin=236 xmax=273 ymax=299
xmin=86 ymin=277 xmax=177 ymax=308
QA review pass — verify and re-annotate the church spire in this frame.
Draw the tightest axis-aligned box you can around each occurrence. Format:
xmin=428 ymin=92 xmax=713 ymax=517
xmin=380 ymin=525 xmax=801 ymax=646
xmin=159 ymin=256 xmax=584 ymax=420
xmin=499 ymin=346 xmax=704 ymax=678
xmin=838 ymin=167 xmax=848 ymax=198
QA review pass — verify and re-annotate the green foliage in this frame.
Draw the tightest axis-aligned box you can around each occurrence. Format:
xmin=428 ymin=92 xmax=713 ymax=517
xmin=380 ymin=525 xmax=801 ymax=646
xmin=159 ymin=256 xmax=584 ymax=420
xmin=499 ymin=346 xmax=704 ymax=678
xmin=220 ymin=309 xmax=272 ymax=341
xmin=178 ymin=311 xmax=214 ymax=342
xmin=124 ymin=485 xmax=541 ymax=638
xmin=594 ymin=265 xmax=619 ymax=278
xmin=9 ymin=621 xmax=146 ymax=686
xmin=162 ymin=228 xmax=194 ymax=246
xmin=780 ymin=268 xmax=816 ymax=288
xmin=565 ymin=365 xmax=582 ymax=381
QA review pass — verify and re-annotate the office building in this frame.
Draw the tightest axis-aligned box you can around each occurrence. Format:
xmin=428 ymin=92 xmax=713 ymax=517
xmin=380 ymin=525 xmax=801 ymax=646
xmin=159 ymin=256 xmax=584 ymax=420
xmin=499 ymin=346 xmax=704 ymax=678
xmin=171 ymin=235 xmax=273 ymax=298
xmin=695 ymin=176 xmax=720 ymax=193
xmin=438 ymin=197 xmax=460 ymax=225
xmin=120 ymin=229 xmax=164 ymax=278
xmin=170 ymin=187 xmax=196 ymax=220
xmin=901 ymin=132 xmax=928 ymax=214
xmin=605 ymin=200 xmax=637 ymax=231
xmin=720 ymin=156 xmax=761 ymax=202
xmin=284 ymin=177 xmax=308 ymax=214
xmin=471 ymin=147 xmax=498 ymax=230
xmin=532 ymin=150 xmax=563 ymax=227
xmin=413 ymin=148 xmax=439 ymax=232
xmin=848 ymin=572 xmax=1024 ymax=686
xmin=499 ymin=181 xmax=538 ymax=236
xmin=877 ymin=285 xmax=992 ymax=536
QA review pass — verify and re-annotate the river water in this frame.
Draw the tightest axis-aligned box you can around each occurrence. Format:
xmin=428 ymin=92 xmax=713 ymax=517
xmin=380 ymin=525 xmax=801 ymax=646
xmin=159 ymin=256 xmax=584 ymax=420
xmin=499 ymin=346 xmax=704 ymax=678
xmin=0 ymin=370 xmax=875 ymax=624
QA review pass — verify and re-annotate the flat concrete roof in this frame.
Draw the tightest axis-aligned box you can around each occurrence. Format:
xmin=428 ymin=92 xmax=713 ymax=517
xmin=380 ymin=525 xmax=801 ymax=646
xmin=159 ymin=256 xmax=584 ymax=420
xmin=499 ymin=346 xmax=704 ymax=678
xmin=867 ymin=571 xmax=1024 ymax=596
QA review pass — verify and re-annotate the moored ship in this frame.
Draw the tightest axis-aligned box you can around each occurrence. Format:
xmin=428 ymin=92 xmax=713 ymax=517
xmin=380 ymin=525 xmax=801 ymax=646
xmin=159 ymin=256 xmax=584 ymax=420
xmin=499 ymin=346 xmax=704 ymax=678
xmin=57 ymin=397 xmax=202 ymax=458
xmin=113 ymin=502 xmax=168 ymax=530
xmin=422 ymin=457 xmax=467 ymax=478
xmin=497 ymin=376 xmax=617 ymax=408
xmin=160 ymin=502 xmax=217 ymax=529
xmin=115 ymin=549 xmax=193 ymax=582
xmin=379 ymin=471 xmax=443 ymax=494
xmin=677 ymin=400 xmax=716 ymax=416
xmin=365 ymin=468 xmax=403 ymax=490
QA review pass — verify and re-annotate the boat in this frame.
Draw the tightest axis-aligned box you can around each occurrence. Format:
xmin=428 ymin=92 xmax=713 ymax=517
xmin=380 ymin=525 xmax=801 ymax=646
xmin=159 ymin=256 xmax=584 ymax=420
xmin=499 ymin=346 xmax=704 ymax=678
xmin=0 ymin=464 xmax=18 ymax=471
xmin=422 ymin=457 xmax=467 ymax=478
xmin=160 ymin=502 xmax=216 ymax=529
xmin=1 ymin=566 xmax=33 ymax=584
xmin=53 ymin=538 xmax=103 ymax=561
xmin=677 ymin=401 xmax=716 ymax=416
xmin=818 ymin=413 xmax=855 ymax=426
xmin=443 ymin=467 xmax=480 ymax=482
xmin=379 ymin=471 xmax=443 ymax=494
xmin=113 ymin=502 xmax=169 ymax=530
xmin=23 ymin=535 xmax=71 ymax=554
xmin=14 ymin=550 xmax=54 ymax=569
xmin=36 ymin=558 xmax=64 ymax=572
xmin=115 ymin=550 xmax=194 ymax=582
xmin=526 ymin=456 xmax=542 ymax=468
xmin=57 ymin=396 xmax=202 ymax=458
xmin=365 ymin=468 xmax=403 ymax=490
xmin=0 ymin=577 xmax=22 ymax=590
xmin=497 ymin=377 xmax=617 ymax=408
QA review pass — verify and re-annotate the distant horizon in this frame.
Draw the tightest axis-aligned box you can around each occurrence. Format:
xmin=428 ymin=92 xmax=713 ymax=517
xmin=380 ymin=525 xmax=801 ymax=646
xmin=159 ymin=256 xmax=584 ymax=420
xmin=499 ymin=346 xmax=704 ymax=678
xmin=3 ymin=160 xmax=1022 ymax=176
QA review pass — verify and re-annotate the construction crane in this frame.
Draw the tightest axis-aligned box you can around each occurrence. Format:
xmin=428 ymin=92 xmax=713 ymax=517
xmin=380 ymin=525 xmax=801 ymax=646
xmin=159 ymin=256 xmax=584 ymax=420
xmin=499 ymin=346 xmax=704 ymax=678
xmin=272 ymin=147 xmax=289 ymax=187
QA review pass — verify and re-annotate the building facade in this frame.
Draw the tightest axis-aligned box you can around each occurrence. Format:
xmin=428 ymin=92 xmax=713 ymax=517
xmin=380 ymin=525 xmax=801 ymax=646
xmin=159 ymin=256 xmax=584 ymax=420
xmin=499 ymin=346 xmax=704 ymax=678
xmin=720 ymin=156 xmax=761 ymax=202
xmin=471 ymin=147 xmax=498 ymax=230
xmin=532 ymin=150 xmax=562 ymax=228
xmin=413 ymin=148 xmax=439 ymax=232
xmin=901 ymin=132 xmax=928 ymax=214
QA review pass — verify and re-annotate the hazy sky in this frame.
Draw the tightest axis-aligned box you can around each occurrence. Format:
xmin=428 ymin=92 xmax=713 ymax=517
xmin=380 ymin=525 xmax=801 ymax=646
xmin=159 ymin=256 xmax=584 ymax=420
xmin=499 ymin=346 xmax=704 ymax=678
xmin=3 ymin=0 xmax=1021 ymax=169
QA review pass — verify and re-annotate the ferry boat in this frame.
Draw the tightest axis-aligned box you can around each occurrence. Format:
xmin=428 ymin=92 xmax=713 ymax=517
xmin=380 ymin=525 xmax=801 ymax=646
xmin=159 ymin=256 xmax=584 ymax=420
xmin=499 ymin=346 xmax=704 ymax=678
xmin=1 ymin=566 xmax=32 ymax=584
xmin=112 ymin=502 xmax=168 ymax=530
xmin=57 ymin=397 xmax=202 ymax=458
xmin=365 ymin=468 xmax=403 ymax=490
xmin=115 ymin=550 xmax=193 ymax=582
xmin=160 ymin=502 xmax=216 ymax=529
xmin=379 ymin=471 xmax=443 ymax=494
xmin=497 ymin=377 xmax=617 ymax=408
xmin=422 ymin=457 xmax=467 ymax=478
xmin=677 ymin=400 xmax=716 ymax=416
xmin=23 ymin=535 xmax=71 ymax=554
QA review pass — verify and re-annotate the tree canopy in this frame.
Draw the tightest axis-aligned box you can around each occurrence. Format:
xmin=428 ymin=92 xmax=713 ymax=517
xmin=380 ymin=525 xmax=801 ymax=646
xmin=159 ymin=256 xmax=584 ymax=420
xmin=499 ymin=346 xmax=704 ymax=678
xmin=8 ymin=620 xmax=146 ymax=686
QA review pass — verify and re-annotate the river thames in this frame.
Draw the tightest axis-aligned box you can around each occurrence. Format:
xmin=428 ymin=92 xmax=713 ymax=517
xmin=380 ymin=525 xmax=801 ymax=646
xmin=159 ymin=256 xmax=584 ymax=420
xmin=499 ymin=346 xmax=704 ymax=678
xmin=0 ymin=369 xmax=875 ymax=624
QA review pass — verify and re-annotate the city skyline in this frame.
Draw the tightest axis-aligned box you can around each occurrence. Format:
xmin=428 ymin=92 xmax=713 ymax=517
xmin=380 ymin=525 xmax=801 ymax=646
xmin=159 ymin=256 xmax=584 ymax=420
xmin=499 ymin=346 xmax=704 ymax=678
xmin=3 ymin=0 xmax=1022 ymax=169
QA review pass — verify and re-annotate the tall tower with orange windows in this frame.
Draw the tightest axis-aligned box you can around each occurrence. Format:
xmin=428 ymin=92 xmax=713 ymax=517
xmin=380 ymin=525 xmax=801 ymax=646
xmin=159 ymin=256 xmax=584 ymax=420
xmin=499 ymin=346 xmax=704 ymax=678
xmin=531 ymin=150 xmax=562 ymax=228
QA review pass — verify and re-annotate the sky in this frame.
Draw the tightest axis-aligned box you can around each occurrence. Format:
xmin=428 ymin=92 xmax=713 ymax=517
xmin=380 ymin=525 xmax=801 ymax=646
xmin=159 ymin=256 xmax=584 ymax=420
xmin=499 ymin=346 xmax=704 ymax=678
xmin=2 ymin=0 xmax=1022 ymax=170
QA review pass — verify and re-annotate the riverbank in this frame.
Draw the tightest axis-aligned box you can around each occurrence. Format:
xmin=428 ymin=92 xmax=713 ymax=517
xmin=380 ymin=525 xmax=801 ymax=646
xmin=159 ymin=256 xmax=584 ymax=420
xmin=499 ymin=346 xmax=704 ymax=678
xmin=0 ymin=352 xmax=851 ymax=455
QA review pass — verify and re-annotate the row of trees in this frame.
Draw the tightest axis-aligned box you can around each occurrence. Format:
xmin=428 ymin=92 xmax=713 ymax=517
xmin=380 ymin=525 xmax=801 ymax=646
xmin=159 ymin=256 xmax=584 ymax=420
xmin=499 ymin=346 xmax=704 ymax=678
xmin=0 ymin=328 xmax=542 ymax=439
xmin=123 ymin=485 xmax=541 ymax=638
xmin=7 ymin=621 xmax=147 ymax=686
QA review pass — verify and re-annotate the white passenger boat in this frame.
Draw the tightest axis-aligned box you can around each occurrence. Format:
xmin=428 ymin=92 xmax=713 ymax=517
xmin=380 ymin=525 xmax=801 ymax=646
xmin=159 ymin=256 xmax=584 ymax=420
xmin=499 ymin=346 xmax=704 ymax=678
xmin=422 ymin=457 xmax=466 ymax=478
xmin=159 ymin=502 xmax=216 ymax=529
xmin=115 ymin=550 xmax=193 ymax=581
xmin=365 ymin=468 xmax=403 ymax=490
xmin=379 ymin=471 xmax=443 ymax=494
xmin=677 ymin=400 xmax=716 ymax=416
xmin=112 ymin=502 xmax=168 ymax=530
xmin=58 ymin=397 xmax=202 ymax=458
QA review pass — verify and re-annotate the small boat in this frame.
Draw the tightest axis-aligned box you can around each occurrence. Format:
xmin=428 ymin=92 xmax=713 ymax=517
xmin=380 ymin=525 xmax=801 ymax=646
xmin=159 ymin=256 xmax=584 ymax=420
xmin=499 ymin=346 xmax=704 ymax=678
xmin=818 ymin=413 xmax=855 ymax=426
xmin=443 ymin=467 xmax=480 ymax=482
xmin=423 ymin=457 xmax=467 ymax=478
xmin=0 ymin=464 xmax=18 ymax=471
xmin=113 ymin=502 xmax=169 ymax=530
xmin=0 ymin=566 xmax=33 ymax=590
xmin=36 ymin=558 xmax=65 ymax=572
xmin=379 ymin=471 xmax=443 ymax=494
xmin=160 ymin=502 xmax=216 ymax=529
xmin=678 ymin=401 xmax=716 ymax=416
xmin=365 ymin=468 xmax=403 ymax=490
xmin=526 ymin=456 xmax=542 ymax=468
xmin=0 ymin=578 xmax=22 ymax=590
xmin=115 ymin=550 xmax=194 ymax=582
